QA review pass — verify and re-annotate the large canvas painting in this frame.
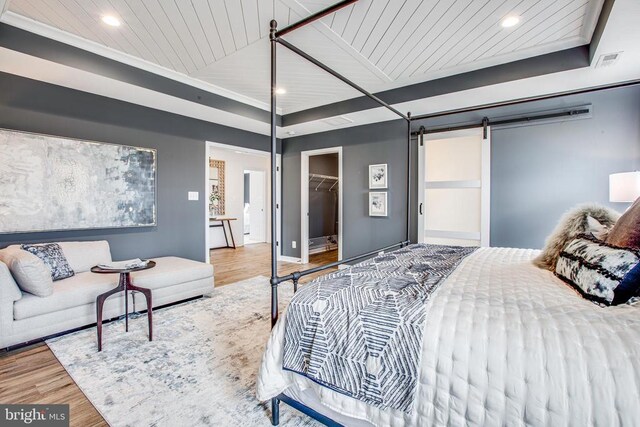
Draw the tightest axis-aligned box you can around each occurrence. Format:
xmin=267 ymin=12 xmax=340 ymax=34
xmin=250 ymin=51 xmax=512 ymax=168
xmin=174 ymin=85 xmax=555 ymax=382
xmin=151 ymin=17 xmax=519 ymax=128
xmin=0 ymin=128 xmax=156 ymax=233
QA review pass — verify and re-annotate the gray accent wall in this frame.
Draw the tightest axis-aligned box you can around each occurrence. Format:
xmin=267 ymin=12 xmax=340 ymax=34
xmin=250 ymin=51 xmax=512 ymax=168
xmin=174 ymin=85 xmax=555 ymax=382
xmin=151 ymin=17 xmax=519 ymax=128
xmin=489 ymin=86 xmax=640 ymax=249
xmin=0 ymin=72 xmax=275 ymax=262
xmin=282 ymin=84 xmax=640 ymax=257
xmin=283 ymin=121 xmax=415 ymax=259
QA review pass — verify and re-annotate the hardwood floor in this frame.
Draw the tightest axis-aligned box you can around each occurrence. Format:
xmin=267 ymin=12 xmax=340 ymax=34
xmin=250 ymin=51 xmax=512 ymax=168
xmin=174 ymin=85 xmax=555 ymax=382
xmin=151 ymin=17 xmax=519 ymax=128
xmin=0 ymin=345 xmax=106 ymax=427
xmin=0 ymin=243 xmax=339 ymax=426
xmin=210 ymin=242 xmax=338 ymax=287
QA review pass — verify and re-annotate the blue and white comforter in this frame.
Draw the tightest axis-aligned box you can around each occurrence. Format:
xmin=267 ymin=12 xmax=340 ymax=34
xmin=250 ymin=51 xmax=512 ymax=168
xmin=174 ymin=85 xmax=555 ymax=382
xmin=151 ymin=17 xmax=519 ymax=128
xmin=281 ymin=243 xmax=476 ymax=412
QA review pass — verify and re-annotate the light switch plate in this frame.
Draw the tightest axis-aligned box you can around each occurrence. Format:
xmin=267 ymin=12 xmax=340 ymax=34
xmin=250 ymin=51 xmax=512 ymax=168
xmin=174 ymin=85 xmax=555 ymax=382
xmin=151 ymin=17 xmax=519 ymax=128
xmin=188 ymin=191 xmax=199 ymax=201
xmin=292 ymin=241 xmax=297 ymax=249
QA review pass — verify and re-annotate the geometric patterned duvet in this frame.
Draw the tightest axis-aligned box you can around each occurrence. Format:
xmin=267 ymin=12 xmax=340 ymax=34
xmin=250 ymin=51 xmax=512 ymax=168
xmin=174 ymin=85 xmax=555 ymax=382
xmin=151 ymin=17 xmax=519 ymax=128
xmin=258 ymin=247 xmax=640 ymax=426
xmin=282 ymin=244 xmax=476 ymax=412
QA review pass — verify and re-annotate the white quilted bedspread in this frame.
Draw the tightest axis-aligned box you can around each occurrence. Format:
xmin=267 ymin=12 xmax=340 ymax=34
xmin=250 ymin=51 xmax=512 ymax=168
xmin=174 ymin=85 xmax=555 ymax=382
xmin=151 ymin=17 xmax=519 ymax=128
xmin=257 ymin=248 xmax=640 ymax=427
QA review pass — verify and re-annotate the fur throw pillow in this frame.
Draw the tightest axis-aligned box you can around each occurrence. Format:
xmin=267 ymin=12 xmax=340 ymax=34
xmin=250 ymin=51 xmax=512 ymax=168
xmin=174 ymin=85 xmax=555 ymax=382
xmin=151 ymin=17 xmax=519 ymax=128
xmin=533 ymin=204 xmax=621 ymax=270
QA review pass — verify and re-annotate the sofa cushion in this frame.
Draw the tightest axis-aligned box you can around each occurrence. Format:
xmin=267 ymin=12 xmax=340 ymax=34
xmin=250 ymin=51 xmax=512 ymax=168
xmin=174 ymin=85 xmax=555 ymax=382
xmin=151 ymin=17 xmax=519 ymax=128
xmin=13 ymin=256 xmax=214 ymax=320
xmin=21 ymin=243 xmax=75 ymax=281
xmin=14 ymin=272 xmax=118 ymax=320
xmin=129 ymin=257 xmax=214 ymax=290
xmin=58 ymin=241 xmax=112 ymax=273
xmin=0 ymin=246 xmax=53 ymax=297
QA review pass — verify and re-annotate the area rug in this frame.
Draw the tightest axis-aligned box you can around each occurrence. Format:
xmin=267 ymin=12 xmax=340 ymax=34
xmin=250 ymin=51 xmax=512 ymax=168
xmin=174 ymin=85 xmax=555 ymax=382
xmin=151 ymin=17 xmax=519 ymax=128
xmin=46 ymin=276 xmax=318 ymax=426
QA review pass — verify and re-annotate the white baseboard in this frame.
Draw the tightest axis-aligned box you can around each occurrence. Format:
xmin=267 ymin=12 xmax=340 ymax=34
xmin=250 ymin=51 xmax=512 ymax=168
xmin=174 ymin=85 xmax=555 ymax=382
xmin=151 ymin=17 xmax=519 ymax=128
xmin=279 ymin=256 xmax=302 ymax=264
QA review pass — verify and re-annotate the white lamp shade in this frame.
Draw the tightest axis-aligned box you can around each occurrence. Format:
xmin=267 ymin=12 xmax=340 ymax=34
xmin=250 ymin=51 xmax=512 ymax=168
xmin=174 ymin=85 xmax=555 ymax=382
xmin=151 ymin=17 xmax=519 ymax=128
xmin=609 ymin=171 xmax=640 ymax=202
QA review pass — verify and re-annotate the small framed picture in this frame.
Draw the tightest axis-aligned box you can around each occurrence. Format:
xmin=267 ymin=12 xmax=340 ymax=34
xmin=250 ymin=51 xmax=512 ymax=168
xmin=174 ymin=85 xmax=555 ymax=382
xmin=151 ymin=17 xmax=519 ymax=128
xmin=369 ymin=192 xmax=387 ymax=217
xmin=369 ymin=164 xmax=388 ymax=189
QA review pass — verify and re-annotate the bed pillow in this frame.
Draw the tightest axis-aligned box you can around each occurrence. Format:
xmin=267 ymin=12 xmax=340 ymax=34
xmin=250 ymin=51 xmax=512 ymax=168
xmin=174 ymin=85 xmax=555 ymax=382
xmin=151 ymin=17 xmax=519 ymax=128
xmin=534 ymin=204 xmax=621 ymax=270
xmin=0 ymin=246 xmax=54 ymax=297
xmin=606 ymin=197 xmax=640 ymax=249
xmin=21 ymin=243 xmax=75 ymax=281
xmin=555 ymin=234 xmax=640 ymax=306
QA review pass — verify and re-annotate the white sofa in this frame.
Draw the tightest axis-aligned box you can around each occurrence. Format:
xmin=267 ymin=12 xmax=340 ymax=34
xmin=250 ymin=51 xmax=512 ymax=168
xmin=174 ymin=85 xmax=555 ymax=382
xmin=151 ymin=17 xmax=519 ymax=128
xmin=0 ymin=240 xmax=214 ymax=348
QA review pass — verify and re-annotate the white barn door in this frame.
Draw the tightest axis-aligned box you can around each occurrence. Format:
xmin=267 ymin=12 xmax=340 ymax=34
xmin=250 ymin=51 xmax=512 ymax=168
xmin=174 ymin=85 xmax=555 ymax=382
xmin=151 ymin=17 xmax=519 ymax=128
xmin=417 ymin=127 xmax=491 ymax=247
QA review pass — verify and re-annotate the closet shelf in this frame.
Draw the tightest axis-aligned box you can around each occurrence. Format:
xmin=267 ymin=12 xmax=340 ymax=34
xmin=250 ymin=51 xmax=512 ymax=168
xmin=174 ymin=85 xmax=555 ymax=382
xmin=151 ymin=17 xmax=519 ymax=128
xmin=309 ymin=173 xmax=339 ymax=192
xmin=309 ymin=173 xmax=338 ymax=181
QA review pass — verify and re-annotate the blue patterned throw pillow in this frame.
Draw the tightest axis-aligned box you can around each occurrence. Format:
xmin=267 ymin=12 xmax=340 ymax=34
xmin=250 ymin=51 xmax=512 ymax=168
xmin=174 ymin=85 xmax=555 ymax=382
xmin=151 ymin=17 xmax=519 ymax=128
xmin=21 ymin=243 xmax=75 ymax=281
xmin=555 ymin=234 xmax=640 ymax=306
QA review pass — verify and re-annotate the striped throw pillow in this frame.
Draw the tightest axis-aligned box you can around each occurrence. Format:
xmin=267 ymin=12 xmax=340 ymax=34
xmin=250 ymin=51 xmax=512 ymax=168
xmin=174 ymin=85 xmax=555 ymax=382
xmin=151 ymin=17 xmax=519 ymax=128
xmin=555 ymin=234 xmax=640 ymax=306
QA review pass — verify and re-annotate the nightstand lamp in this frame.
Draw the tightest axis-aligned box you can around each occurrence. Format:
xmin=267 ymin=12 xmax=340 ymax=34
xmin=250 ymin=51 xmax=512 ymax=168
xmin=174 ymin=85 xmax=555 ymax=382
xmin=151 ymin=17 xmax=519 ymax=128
xmin=610 ymin=171 xmax=640 ymax=203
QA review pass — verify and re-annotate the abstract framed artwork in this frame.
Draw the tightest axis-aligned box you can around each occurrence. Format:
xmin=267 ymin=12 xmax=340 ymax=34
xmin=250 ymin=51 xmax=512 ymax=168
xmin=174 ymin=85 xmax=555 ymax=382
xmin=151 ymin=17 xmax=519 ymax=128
xmin=0 ymin=128 xmax=157 ymax=234
xmin=369 ymin=163 xmax=388 ymax=189
xmin=369 ymin=192 xmax=388 ymax=217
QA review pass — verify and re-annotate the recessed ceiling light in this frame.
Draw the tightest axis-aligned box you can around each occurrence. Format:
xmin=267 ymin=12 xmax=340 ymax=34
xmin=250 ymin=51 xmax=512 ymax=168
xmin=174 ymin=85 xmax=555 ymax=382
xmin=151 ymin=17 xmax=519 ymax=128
xmin=287 ymin=131 xmax=296 ymax=136
xmin=501 ymin=15 xmax=520 ymax=28
xmin=234 ymin=151 xmax=243 ymax=154
xmin=275 ymin=87 xmax=287 ymax=95
xmin=101 ymin=15 xmax=121 ymax=27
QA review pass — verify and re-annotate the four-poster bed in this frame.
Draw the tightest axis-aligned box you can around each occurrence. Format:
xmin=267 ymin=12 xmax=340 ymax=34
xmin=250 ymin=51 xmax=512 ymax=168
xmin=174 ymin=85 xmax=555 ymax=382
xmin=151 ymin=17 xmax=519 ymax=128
xmin=267 ymin=2 xmax=412 ymax=424
xmin=263 ymin=2 xmax=640 ymax=426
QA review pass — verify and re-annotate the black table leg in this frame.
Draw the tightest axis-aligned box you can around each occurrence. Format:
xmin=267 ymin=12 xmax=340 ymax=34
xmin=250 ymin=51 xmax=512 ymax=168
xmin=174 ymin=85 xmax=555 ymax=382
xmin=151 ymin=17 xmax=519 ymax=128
xmin=129 ymin=283 xmax=153 ymax=342
xmin=226 ymin=219 xmax=237 ymax=249
xmin=95 ymin=272 xmax=153 ymax=351
xmin=124 ymin=273 xmax=129 ymax=332
xmin=95 ymin=274 xmax=125 ymax=352
xmin=221 ymin=221 xmax=230 ymax=248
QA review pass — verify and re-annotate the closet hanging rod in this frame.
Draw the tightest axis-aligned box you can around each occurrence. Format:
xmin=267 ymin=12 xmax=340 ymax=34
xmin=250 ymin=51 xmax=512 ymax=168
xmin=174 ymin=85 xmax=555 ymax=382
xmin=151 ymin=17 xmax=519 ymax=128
xmin=309 ymin=173 xmax=338 ymax=181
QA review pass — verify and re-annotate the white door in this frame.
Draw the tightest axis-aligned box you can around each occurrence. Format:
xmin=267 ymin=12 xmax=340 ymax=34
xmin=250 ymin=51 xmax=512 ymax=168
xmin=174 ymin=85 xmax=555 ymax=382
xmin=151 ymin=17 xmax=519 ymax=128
xmin=417 ymin=127 xmax=491 ymax=247
xmin=249 ymin=171 xmax=266 ymax=242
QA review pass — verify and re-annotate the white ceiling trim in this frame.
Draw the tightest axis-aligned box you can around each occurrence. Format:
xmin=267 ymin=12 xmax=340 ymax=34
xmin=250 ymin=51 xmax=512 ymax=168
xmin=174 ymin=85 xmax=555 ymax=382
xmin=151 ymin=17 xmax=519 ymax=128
xmin=0 ymin=46 xmax=273 ymax=136
xmin=279 ymin=0 xmax=392 ymax=83
xmin=0 ymin=0 xmax=9 ymax=15
xmin=0 ymin=11 xmax=282 ymax=114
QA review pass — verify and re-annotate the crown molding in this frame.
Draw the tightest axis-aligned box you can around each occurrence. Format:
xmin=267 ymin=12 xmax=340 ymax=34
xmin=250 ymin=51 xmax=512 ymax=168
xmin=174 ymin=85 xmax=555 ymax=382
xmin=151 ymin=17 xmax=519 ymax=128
xmin=0 ymin=11 xmax=284 ymax=115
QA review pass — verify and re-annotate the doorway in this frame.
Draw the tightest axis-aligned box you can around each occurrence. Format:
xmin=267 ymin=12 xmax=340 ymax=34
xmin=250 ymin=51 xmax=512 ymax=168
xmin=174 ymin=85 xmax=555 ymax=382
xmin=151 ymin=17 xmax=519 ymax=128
xmin=301 ymin=147 xmax=343 ymax=265
xmin=205 ymin=142 xmax=281 ymax=264
xmin=244 ymin=170 xmax=266 ymax=245
xmin=417 ymin=127 xmax=491 ymax=247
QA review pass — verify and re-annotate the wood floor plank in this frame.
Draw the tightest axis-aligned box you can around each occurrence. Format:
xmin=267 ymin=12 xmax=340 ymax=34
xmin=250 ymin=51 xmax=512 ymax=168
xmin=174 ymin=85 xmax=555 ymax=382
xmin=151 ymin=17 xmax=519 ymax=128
xmin=0 ymin=243 xmax=338 ymax=426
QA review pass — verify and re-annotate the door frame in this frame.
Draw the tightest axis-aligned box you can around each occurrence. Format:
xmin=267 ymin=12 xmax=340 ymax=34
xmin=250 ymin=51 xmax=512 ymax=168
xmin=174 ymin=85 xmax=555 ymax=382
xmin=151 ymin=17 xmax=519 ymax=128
xmin=300 ymin=147 xmax=343 ymax=265
xmin=245 ymin=169 xmax=267 ymax=243
xmin=417 ymin=127 xmax=491 ymax=247
xmin=205 ymin=142 xmax=282 ymax=263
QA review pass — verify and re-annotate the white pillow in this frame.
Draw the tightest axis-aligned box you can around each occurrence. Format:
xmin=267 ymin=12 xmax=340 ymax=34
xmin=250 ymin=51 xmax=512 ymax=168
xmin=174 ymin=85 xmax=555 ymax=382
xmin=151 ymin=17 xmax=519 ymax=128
xmin=58 ymin=241 xmax=112 ymax=273
xmin=0 ymin=246 xmax=54 ymax=297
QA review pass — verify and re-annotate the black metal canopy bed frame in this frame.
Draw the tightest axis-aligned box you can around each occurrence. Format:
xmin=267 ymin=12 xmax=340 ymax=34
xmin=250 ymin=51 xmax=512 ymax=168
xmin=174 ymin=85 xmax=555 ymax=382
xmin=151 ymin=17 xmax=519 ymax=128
xmin=266 ymin=2 xmax=640 ymax=425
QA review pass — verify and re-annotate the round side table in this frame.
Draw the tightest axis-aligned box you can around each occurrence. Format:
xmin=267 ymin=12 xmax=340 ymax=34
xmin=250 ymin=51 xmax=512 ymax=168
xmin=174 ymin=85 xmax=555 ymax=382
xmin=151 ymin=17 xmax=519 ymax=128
xmin=91 ymin=261 xmax=155 ymax=351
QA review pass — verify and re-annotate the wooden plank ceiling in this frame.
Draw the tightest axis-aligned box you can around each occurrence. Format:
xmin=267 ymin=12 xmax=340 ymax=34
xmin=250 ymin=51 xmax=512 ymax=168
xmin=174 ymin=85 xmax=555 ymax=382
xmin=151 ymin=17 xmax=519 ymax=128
xmin=6 ymin=0 xmax=604 ymax=113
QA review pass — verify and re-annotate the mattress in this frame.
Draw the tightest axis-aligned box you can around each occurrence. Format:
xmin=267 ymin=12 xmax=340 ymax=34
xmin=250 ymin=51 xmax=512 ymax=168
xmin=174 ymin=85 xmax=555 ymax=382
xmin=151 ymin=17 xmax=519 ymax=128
xmin=257 ymin=247 xmax=640 ymax=426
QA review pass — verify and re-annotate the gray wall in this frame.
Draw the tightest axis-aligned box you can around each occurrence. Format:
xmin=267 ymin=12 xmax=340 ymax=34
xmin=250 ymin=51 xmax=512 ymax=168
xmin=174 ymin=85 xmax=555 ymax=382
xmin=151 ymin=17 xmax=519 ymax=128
xmin=282 ymin=85 xmax=640 ymax=257
xmin=489 ymin=87 xmax=640 ymax=248
xmin=309 ymin=154 xmax=339 ymax=239
xmin=283 ymin=121 xmax=414 ymax=259
xmin=0 ymin=72 xmax=274 ymax=262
